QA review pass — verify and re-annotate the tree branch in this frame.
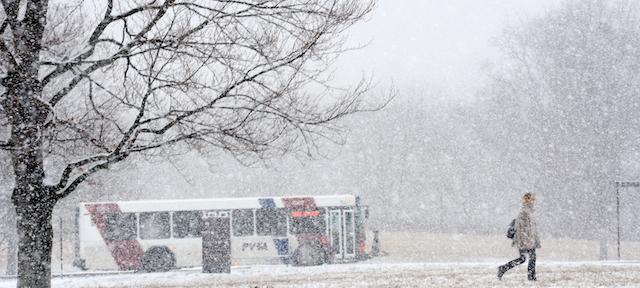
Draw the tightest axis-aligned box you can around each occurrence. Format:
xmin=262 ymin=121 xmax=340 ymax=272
xmin=53 ymin=153 xmax=128 ymax=200
xmin=47 ymin=0 xmax=176 ymax=105
xmin=36 ymin=0 xmax=376 ymax=202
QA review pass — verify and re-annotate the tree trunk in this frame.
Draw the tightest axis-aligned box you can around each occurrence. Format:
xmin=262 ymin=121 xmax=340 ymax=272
xmin=14 ymin=199 xmax=55 ymax=288
xmin=9 ymin=126 xmax=56 ymax=288
xmin=5 ymin=85 xmax=56 ymax=287
xmin=10 ymin=141 xmax=56 ymax=288
xmin=3 ymin=66 xmax=55 ymax=287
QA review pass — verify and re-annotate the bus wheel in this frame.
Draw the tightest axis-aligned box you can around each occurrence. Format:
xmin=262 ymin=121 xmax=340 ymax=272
xmin=142 ymin=246 xmax=176 ymax=272
xmin=292 ymin=243 xmax=325 ymax=266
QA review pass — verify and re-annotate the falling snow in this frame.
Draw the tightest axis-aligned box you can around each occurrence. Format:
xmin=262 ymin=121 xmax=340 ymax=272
xmin=2 ymin=0 xmax=640 ymax=287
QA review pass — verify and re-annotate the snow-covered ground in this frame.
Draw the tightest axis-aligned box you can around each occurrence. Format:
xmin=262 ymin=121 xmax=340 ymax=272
xmin=3 ymin=231 xmax=633 ymax=275
xmin=3 ymin=260 xmax=640 ymax=287
xmin=3 ymin=232 xmax=639 ymax=287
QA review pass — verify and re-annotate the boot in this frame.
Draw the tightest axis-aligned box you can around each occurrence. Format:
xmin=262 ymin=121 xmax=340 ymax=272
xmin=528 ymin=275 xmax=537 ymax=281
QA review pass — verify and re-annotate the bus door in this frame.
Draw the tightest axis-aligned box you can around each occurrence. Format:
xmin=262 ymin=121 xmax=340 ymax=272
xmin=328 ymin=209 xmax=356 ymax=260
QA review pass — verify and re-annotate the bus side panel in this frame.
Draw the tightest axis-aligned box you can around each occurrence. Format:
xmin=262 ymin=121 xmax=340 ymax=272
xmin=172 ymin=238 xmax=202 ymax=268
xmin=78 ymin=209 xmax=119 ymax=270
xmin=79 ymin=204 xmax=145 ymax=271
xmin=81 ymin=241 xmax=120 ymax=271
xmin=232 ymin=236 xmax=289 ymax=265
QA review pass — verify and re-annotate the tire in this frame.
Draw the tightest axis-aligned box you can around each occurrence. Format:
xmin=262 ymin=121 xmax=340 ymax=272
xmin=292 ymin=243 xmax=325 ymax=266
xmin=142 ymin=246 xmax=176 ymax=272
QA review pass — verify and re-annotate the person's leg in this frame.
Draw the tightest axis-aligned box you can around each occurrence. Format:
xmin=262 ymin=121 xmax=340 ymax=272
xmin=498 ymin=250 xmax=526 ymax=279
xmin=527 ymin=249 xmax=537 ymax=280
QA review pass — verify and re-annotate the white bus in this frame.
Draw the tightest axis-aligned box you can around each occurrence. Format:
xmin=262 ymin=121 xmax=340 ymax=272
xmin=73 ymin=195 xmax=369 ymax=271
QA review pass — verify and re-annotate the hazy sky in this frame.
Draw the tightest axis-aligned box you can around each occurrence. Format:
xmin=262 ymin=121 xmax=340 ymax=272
xmin=334 ymin=0 xmax=560 ymax=100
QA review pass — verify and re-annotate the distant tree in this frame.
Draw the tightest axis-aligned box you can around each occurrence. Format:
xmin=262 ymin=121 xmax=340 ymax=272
xmin=476 ymin=0 xmax=640 ymax=238
xmin=337 ymin=94 xmax=497 ymax=233
xmin=0 ymin=1 xmax=376 ymax=287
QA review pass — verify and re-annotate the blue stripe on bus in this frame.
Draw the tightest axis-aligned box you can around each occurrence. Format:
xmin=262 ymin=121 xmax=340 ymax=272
xmin=258 ymin=198 xmax=289 ymax=263
xmin=258 ymin=198 xmax=276 ymax=208
xmin=274 ymin=238 xmax=289 ymax=256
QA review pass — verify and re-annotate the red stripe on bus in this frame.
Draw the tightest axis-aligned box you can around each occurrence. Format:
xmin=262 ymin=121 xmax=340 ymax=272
xmin=291 ymin=211 xmax=320 ymax=217
xmin=282 ymin=197 xmax=332 ymax=254
xmin=85 ymin=203 xmax=144 ymax=270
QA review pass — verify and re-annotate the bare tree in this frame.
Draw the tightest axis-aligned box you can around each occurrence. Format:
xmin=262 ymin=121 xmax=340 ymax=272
xmin=0 ymin=1 xmax=376 ymax=287
xmin=475 ymin=0 xmax=640 ymax=239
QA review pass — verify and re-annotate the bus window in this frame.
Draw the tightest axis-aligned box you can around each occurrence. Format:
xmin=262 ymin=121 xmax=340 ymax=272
xmin=139 ymin=212 xmax=170 ymax=239
xmin=232 ymin=209 xmax=254 ymax=237
xmin=289 ymin=209 xmax=326 ymax=234
xmin=256 ymin=209 xmax=287 ymax=237
xmin=173 ymin=211 xmax=202 ymax=238
xmin=105 ymin=213 xmax=137 ymax=240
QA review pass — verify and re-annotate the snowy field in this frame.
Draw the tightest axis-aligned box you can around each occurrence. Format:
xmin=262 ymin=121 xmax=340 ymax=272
xmin=3 ymin=260 xmax=640 ymax=287
xmin=3 ymin=231 xmax=636 ymax=275
xmin=3 ymin=232 xmax=640 ymax=287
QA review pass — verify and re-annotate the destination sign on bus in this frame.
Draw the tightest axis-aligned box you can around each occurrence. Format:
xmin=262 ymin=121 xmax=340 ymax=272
xmin=291 ymin=211 xmax=321 ymax=217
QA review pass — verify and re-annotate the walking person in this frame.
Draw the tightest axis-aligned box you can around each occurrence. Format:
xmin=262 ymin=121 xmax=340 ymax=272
xmin=497 ymin=192 xmax=541 ymax=281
